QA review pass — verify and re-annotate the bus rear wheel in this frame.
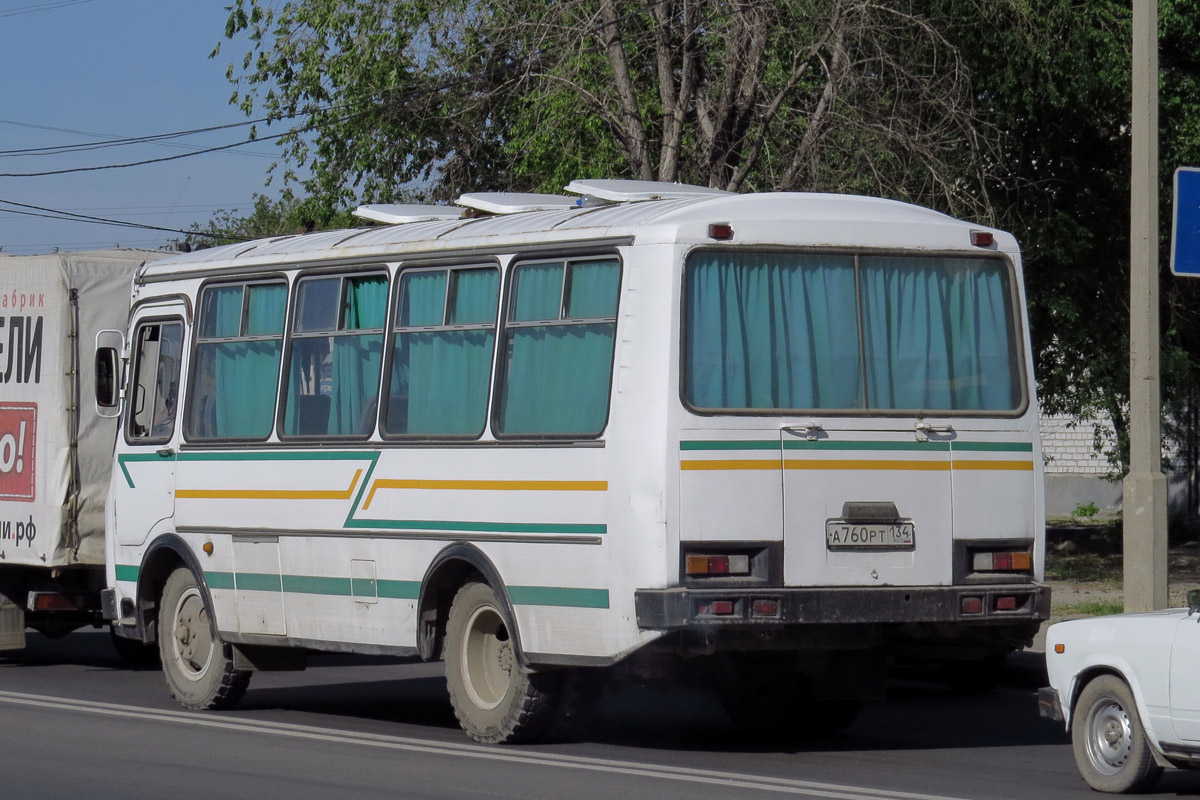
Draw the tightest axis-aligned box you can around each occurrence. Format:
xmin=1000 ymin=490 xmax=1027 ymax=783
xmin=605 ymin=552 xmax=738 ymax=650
xmin=158 ymin=567 xmax=250 ymax=710
xmin=444 ymin=581 xmax=558 ymax=743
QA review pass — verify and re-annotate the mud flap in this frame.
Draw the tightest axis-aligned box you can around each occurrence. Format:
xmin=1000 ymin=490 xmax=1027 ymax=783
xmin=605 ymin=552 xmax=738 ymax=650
xmin=0 ymin=598 xmax=26 ymax=651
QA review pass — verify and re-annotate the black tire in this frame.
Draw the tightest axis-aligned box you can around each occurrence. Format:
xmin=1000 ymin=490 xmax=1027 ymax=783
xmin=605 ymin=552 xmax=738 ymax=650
xmin=110 ymin=627 xmax=160 ymax=667
xmin=444 ymin=581 xmax=558 ymax=744
xmin=1071 ymin=674 xmax=1163 ymax=793
xmin=157 ymin=567 xmax=250 ymax=710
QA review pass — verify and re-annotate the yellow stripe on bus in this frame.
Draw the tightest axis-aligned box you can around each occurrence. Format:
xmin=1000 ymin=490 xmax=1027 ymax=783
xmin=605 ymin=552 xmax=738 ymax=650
xmin=177 ymin=469 xmax=363 ymax=501
xmin=950 ymin=460 xmax=1035 ymax=471
xmin=362 ymin=479 xmax=608 ymax=511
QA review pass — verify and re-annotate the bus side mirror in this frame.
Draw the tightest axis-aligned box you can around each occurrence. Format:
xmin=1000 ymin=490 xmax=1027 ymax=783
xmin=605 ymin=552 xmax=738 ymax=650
xmin=95 ymin=347 xmax=119 ymax=410
xmin=94 ymin=329 xmax=126 ymax=418
xmin=1189 ymin=589 xmax=1200 ymax=617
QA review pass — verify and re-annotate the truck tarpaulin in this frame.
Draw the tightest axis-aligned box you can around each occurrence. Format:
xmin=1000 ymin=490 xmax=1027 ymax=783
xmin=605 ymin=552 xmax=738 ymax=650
xmin=0 ymin=250 xmax=162 ymax=567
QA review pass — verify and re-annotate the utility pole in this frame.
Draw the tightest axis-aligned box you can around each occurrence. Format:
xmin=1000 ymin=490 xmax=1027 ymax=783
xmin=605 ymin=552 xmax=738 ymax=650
xmin=1124 ymin=0 xmax=1168 ymax=612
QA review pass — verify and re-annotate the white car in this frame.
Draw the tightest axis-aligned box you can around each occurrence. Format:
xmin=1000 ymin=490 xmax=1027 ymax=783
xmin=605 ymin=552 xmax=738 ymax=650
xmin=1041 ymin=591 xmax=1200 ymax=792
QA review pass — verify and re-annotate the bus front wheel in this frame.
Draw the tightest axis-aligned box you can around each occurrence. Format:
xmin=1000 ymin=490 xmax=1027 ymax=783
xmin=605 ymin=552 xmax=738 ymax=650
xmin=444 ymin=580 xmax=557 ymax=743
xmin=158 ymin=567 xmax=250 ymax=710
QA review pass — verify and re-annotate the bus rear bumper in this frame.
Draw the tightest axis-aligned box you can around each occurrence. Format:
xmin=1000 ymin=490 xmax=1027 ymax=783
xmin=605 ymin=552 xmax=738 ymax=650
xmin=634 ymin=583 xmax=1051 ymax=629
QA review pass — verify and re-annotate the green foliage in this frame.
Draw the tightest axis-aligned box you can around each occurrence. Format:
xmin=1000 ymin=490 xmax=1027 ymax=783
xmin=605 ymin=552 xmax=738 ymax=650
xmin=1072 ymin=502 xmax=1101 ymax=521
xmin=181 ymin=194 xmax=359 ymax=250
xmin=1055 ymin=600 xmax=1124 ymax=617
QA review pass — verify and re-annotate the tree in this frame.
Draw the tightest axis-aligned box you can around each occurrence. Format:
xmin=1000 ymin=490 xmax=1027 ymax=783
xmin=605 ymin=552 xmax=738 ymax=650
xmin=219 ymin=0 xmax=997 ymax=218
xmin=180 ymin=194 xmax=359 ymax=250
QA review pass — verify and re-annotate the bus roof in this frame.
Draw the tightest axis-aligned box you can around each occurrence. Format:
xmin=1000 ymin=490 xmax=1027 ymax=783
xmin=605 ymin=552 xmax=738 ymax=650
xmin=141 ymin=191 xmax=1012 ymax=279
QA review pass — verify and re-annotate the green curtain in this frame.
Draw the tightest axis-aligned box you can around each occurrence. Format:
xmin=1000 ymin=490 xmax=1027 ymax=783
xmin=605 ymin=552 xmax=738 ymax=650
xmin=388 ymin=267 xmax=499 ymax=435
xmin=399 ymin=271 xmax=447 ymax=326
xmin=192 ymin=341 xmax=281 ymax=438
xmin=201 ymin=285 xmax=244 ymax=338
xmin=567 ymin=260 xmax=620 ymax=317
xmin=860 ymin=257 xmax=1016 ymax=411
xmin=395 ymin=331 xmax=494 ymax=434
xmin=512 ymin=263 xmax=562 ymax=321
xmin=500 ymin=324 xmax=615 ymax=435
xmin=344 ymin=275 xmax=388 ymax=329
xmin=246 ymin=284 xmax=286 ymax=335
xmin=450 ymin=269 xmax=499 ymax=324
xmin=329 ymin=335 xmax=382 ymax=434
xmin=684 ymin=252 xmax=860 ymax=409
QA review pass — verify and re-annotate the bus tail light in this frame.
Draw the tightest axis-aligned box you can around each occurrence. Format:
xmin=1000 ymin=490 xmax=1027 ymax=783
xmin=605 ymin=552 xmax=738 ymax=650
xmin=686 ymin=554 xmax=750 ymax=576
xmin=972 ymin=550 xmax=1032 ymax=573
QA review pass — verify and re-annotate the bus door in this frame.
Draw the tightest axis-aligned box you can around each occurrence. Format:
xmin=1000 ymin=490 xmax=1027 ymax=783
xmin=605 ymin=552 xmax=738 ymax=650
xmin=112 ymin=308 xmax=185 ymax=547
xmin=781 ymin=421 xmax=953 ymax=588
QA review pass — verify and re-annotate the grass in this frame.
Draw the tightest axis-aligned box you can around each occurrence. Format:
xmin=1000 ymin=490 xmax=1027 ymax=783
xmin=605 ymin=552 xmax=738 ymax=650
xmin=1054 ymin=600 xmax=1124 ymax=617
xmin=1043 ymin=550 xmax=1123 ymax=585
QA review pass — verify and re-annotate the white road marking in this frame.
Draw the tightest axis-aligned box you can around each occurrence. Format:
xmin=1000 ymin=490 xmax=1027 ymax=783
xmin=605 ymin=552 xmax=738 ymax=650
xmin=0 ymin=689 xmax=972 ymax=800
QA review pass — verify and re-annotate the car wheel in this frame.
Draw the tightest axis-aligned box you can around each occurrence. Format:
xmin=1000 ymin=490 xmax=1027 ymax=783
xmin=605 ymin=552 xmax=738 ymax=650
xmin=1071 ymin=674 xmax=1163 ymax=793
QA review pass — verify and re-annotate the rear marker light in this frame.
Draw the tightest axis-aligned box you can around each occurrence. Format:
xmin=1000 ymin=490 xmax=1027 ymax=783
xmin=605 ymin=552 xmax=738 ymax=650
xmin=961 ymin=596 xmax=984 ymax=614
xmin=751 ymin=598 xmax=779 ymax=617
xmin=971 ymin=230 xmax=995 ymax=247
xmin=995 ymin=596 xmax=1018 ymax=611
xmin=1054 ymin=643 xmax=1066 ymax=654
xmin=708 ymin=223 xmax=734 ymax=241
xmin=710 ymin=600 xmax=735 ymax=615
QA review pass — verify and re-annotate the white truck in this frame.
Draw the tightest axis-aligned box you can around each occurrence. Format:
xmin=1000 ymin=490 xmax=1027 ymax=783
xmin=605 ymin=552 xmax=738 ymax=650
xmin=0 ymin=249 xmax=164 ymax=651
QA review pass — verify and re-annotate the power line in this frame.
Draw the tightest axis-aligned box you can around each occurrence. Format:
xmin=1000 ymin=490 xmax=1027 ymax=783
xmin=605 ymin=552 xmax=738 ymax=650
xmin=0 ymin=116 xmax=284 ymax=158
xmin=0 ymin=199 xmax=248 ymax=240
xmin=0 ymin=0 xmax=96 ymax=19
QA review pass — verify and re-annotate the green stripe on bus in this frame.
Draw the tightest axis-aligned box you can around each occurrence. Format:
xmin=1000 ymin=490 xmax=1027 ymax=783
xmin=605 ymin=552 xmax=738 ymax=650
xmin=209 ymin=571 xmax=590 ymax=608
xmin=684 ymin=439 xmax=1030 ymax=453
xmin=344 ymin=518 xmax=606 ymax=535
xmin=951 ymin=441 xmax=1033 ymax=452
xmin=783 ymin=440 xmax=950 ymax=451
xmin=177 ymin=451 xmax=380 ymax=463
xmin=114 ymin=564 xmax=140 ymax=582
xmin=283 ymin=575 xmax=351 ymax=596
xmin=377 ymin=580 xmax=420 ymax=599
xmin=206 ymin=571 xmax=236 ymax=590
xmin=235 ymin=572 xmax=283 ymax=592
xmin=679 ymin=440 xmax=778 ymax=451
xmin=508 ymin=586 xmax=609 ymax=609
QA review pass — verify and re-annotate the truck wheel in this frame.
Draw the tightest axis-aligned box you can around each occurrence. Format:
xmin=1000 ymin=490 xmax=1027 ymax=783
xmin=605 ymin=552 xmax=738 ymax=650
xmin=158 ymin=567 xmax=250 ymax=710
xmin=1072 ymin=674 xmax=1162 ymax=793
xmin=444 ymin=581 xmax=558 ymax=743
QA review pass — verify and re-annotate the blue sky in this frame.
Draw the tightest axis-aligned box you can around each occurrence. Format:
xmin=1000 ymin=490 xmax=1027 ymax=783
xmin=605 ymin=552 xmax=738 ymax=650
xmin=0 ymin=0 xmax=290 ymax=254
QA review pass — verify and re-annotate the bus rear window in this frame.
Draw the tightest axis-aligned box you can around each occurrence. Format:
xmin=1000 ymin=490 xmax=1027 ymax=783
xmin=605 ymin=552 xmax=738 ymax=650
xmin=683 ymin=251 xmax=1021 ymax=413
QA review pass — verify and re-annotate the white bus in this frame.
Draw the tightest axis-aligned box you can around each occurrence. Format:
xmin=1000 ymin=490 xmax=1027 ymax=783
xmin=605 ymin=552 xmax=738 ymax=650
xmin=98 ymin=180 xmax=1049 ymax=743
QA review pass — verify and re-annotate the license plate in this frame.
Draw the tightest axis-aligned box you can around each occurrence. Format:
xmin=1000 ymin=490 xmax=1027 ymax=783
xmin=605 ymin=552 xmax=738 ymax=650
xmin=825 ymin=521 xmax=915 ymax=550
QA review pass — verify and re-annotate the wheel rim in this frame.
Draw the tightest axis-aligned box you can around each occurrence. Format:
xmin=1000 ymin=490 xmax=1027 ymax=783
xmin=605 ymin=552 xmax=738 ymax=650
xmin=169 ymin=586 xmax=214 ymax=682
xmin=1084 ymin=698 xmax=1134 ymax=776
xmin=460 ymin=604 xmax=513 ymax=710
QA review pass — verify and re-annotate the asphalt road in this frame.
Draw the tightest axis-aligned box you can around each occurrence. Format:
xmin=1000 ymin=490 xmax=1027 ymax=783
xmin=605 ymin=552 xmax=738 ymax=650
xmin=2 ymin=631 xmax=1199 ymax=800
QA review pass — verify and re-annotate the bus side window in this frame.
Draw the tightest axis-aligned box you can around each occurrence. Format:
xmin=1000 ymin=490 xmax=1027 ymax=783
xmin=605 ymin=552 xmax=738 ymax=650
xmin=496 ymin=257 xmax=620 ymax=437
xmin=281 ymin=271 xmax=387 ymax=438
xmin=384 ymin=266 xmax=499 ymax=438
xmin=186 ymin=281 xmax=287 ymax=441
xmin=127 ymin=320 xmax=184 ymax=444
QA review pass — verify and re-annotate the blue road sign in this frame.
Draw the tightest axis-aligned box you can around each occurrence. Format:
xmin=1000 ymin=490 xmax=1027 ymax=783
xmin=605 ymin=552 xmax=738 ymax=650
xmin=1172 ymin=167 xmax=1200 ymax=276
